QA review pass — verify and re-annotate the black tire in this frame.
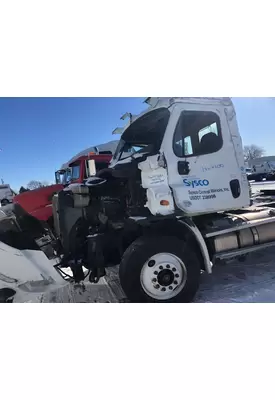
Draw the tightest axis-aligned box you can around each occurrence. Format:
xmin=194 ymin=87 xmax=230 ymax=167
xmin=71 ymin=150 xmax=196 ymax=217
xmin=0 ymin=288 xmax=16 ymax=303
xmin=119 ymin=235 xmax=201 ymax=303
xmin=1 ymin=199 xmax=9 ymax=207
xmin=267 ymin=174 xmax=275 ymax=182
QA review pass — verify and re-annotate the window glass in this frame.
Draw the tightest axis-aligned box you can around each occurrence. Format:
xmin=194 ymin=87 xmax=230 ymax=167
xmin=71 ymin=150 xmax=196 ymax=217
xmin=71 ymin=164 xmax=80 ymax=180
xmin=198 ymin=122 xmax=218 ymax=142
xmin=95 ymin=162 xmax=109 ymax=171
xmin=173 ymin=111 xmax=222 ymax=158
xmin=184 ymin=136 xmax=193 ymax=156
xmin=114 ymin=108 xmax=170 ymax=161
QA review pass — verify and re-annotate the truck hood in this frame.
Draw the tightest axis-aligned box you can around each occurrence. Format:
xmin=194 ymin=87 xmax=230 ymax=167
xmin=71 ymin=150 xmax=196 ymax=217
xmin=13 ymin=184 xmax=63 ymax=215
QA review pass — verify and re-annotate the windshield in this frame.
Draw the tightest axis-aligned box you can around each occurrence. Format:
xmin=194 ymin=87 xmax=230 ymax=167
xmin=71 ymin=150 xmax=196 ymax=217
xmin=113 ymin=108 xmax=170 ymax=162
xmin=113 ymin=141 xmax=153 ymax=161
xmin=268 ymin=162 xmax=275 ymax=169
xmin=55 ymin=169 xmax=71 ymax=185
xmin=71 ymin=164 xmax=80 ymax=181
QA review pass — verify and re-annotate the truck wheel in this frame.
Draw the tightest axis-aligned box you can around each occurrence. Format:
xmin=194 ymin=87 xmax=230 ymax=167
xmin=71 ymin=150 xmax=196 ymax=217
xmin=119 ymin=236 xmax=201 ymax=303
xmin=0 ymin=288 xmax=16 ymax=303
xmin=1 ymin=199 xmax=9 ymax=207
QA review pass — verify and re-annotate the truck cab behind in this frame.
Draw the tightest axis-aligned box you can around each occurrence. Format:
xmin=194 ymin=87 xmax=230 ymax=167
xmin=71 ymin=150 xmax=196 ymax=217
xmin=13 ymin=152 xmax=113 ymax=227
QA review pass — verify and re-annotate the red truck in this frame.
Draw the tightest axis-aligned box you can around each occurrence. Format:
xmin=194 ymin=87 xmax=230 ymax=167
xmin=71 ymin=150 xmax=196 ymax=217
xmin=13 ymin=152 xmax=112 ymax=228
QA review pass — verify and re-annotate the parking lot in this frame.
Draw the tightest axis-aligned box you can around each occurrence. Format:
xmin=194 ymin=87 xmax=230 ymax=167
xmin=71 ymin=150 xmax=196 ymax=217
xmin=5 ymin=178 xmax=275 ymax=303
xmin=23 ymin=246 xmax=275 ymax=303
xmin=20 ymin=179 xmax=275 ymax=303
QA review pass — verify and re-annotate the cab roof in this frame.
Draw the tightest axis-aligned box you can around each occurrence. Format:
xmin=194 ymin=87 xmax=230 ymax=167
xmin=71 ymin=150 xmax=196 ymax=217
xmin=114 ymin=97 xmax=233 ymax=137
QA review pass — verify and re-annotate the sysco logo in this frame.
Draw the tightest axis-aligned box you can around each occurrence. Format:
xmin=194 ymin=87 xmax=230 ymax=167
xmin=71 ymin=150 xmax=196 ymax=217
xmin=183 ymin=179 xmax=210 ymax=188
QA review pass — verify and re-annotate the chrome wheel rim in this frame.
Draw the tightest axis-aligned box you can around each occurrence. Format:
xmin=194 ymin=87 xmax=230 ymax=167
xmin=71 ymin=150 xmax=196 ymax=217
xmin=140 ymin=253 xmax=187 ymax=300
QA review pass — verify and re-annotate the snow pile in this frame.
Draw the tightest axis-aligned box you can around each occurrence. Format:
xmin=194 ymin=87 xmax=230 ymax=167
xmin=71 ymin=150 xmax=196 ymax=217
xmin=17 ymin=248 xmax=275 ymax=303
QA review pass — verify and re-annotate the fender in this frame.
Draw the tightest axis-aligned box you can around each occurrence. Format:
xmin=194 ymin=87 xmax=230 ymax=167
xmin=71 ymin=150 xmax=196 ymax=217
xmin=178 ymin=218 xmax=212 ymax=274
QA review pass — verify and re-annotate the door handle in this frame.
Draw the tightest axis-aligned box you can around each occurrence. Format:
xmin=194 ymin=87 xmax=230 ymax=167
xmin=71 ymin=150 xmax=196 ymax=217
xmin=178 ymin=161 xmax=190 ymax=175
xmin=230 ymin=179 xmax=241 ymax=199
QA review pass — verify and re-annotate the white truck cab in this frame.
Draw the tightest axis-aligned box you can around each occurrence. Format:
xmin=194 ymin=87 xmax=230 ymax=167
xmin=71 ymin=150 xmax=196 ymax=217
xmin=2 ymin=97 xmax=275 ymax=304
xmin=111 ymin=97 xmax=250 ymax=217
xmin=0 ymin=184 xmax=14 ymax=207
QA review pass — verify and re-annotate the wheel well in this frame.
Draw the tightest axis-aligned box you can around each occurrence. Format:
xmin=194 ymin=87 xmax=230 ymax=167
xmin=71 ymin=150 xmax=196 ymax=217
xmin=122 ymin=219 xmax=207 ymax=271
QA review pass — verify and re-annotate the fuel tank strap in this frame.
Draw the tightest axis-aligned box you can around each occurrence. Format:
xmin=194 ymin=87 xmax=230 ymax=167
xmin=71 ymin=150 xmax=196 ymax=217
xmin=251 ymin=227 xmax=260 ymax=245
xmin=232 ymin=213 xmax=260 ymax=246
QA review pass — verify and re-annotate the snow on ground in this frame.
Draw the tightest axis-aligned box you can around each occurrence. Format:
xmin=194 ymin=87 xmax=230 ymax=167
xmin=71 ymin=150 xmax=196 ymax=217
xmin=105 ymin=248 xmax=275 ymax=303
xmin=16 ymin=279 xmax=120 ymax=303
xmin=15 ymin=180 xmax=275 ymax=303
xmin=250 ymin=180 xmax=275 ymax=196
xmin=196 ymin=248 xmax=275 ymax=303
xmin=26 ymin=246 xmax=275 ymax=303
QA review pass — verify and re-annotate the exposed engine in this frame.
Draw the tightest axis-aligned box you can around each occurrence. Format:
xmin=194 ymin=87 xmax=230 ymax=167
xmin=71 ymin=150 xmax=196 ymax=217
xmin=50 ymin=159 xmax=150 ymax=282
xmin=0 ymin=151 xmax=158 ymax=289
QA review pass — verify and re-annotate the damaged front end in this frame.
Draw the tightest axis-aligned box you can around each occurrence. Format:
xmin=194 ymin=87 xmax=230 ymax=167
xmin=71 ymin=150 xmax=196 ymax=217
xmin=0 ymin=204 xmax=66 ymax=302
xmin=0 ymin=104 xmax=176 ymax=303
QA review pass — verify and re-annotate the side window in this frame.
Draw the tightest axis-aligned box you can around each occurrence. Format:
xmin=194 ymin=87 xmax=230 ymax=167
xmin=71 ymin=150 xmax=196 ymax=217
xmin=173 ymin=111 xmax=222 ymax=158
xmin=71 ymin=165 xmax=80 ymax=180
xmin=184 ymin=136 xmax=193 ymax=156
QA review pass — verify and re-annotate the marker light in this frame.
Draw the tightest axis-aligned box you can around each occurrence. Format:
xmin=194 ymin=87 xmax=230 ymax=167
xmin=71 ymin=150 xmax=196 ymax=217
xmin=160 ymin=200 xmax=170 ymax=206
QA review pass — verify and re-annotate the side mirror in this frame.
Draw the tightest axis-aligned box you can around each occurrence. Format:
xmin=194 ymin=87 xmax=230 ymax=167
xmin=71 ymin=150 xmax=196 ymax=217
xmin=87 ymin=159 xmax=96 ymax=176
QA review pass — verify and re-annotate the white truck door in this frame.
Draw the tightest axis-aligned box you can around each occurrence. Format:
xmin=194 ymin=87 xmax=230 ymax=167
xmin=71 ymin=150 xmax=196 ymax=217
xmin=162 ymin=102 xmax=250 ymax=215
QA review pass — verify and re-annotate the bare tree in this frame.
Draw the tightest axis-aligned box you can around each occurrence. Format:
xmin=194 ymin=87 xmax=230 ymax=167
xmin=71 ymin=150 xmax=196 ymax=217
xmin=19 ymin=186 xmax=29 ymax=193
xmin=41 ymin=181 xmax=50 ymax=187
xmin=27 ymin=180 xmax=44 ymax=190
xmin=26 ymin=180 xmax=50 ymax=190
xmin=243 ymin=144 xmax=265 ymax=162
